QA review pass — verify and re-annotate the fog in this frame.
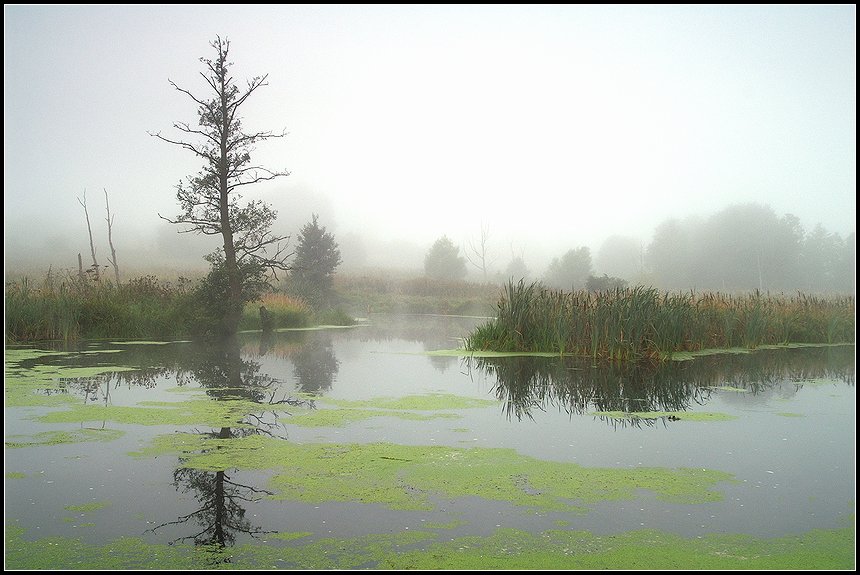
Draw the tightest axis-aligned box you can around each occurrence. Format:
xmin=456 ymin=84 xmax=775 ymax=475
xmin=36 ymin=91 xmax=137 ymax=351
xmin=4 ymin=5 xmax=856 ymax=283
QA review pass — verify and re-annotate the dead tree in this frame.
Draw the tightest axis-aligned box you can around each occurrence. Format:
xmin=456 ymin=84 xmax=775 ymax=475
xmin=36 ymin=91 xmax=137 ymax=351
xmin=104 ymin=188 xmax=120 ymax=285
xmin=465 ymin=222 xmax=495 ymax=282
xmin=77 ymin=190 xmax=100 ymax=281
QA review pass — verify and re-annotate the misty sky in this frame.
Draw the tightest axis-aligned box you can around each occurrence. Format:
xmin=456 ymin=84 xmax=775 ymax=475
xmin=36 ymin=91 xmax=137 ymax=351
xmin=4 ymin=5 xmax=856 ymax=274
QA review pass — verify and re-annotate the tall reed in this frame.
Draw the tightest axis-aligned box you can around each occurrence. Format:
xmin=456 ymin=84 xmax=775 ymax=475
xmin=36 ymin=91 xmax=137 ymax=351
xmin=465 ymin=280 xmax=855 ymax=362
xmin=5 ymin=272 xmax=197 ymax=342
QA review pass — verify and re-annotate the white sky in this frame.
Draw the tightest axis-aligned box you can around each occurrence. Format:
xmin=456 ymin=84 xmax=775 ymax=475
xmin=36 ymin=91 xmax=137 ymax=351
xmin=4 ymin=4 xmax=856 ymax=273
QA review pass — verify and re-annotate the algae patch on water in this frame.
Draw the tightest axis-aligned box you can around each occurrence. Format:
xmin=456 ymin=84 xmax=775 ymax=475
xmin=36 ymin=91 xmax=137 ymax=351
xmin=64 ymin=501 xmax=112 ymax=513
xmin=322 ymin=393 xmax=497 ymax=411
xmin=4 ymin=521 xmax=854 ymax=570
xmin=283 ymin=393 xmax=497 ymax=427
xmin=35 ymin=399 xmax=267 ymax=429
xmin=132 ymin=433 xmax=737 ymax=512
xmin=4 ymin=348 xmax=139 ymax=407
xmin=592 ymin=411 xmax=737 ymax=422
xmin=6 ymin=428 xmax=125 ymax=448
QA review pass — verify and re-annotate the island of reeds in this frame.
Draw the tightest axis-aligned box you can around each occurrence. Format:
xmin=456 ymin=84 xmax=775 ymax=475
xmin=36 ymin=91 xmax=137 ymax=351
xmin=464 ymin=280 xmax=855 ymax=361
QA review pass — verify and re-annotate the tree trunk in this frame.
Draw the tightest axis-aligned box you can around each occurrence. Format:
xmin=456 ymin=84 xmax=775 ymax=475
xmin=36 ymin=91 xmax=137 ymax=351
xmin=219 ymin=71 xmax=242 ymax=338
xmin=104 ymin=188 xmax=120 ymax=285
xmin=78 ymin=191 xmax=99 ymax=281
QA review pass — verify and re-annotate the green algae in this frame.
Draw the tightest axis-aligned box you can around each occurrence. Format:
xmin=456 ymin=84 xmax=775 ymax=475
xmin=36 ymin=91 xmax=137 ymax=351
xmin=668 ymin=342 xmax=851 ymax=362
xmin=23 ymin=381 xmax=493 ymax=429
xmin=285 ymin=407 xmax=460 ymax=427
xmin=35 ymin=399 xmax=266 ymax=428
xmin=6 ymin=472 xmax=27 ymax=479
xmin=377 ymin=525 xmax=856 ymax=570
xmin=5 ymin=521 xmax=854 ymax=570
xmin=5 ymin=348 xmax=140 ymax=407
xmin=425 ymin=349 xmax=561 ymax=358
xmin=776 ymin=412 xmax=804 ymax=418
xmin=704 ymin=385 xmax=749 ymax=392
xmin=593 ymin=411 xmax=737 ymax=422
xmin=322 ymin=393 xmax=498 ymax=411
xmin=64 ymin=501 xmax=112 ymax=513
xmin=132 ymin=433 xmax=736 ymax=512
xmin=277 ymin=393 xmax=495 ymax=428
xmin=5 ymin=428 xmax=125 ymax=448
xmin=5 ymin=348 xmax=70 ymax=362
xmin=797 ymin=377 xmax=843 ymax=387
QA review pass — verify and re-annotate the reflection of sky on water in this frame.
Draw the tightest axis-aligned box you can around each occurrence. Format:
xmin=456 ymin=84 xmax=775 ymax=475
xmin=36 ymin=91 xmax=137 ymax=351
xmin=5 ymin=314 xmax=854 ymax=549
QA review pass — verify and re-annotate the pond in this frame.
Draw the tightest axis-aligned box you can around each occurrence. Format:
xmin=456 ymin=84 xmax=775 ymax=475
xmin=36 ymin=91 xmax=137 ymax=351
xmin=4 ymin=314 xmax=856 ymax=569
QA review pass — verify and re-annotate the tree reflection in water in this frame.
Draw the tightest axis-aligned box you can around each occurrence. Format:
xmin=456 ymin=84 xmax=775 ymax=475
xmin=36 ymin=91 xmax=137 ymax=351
xmin=467 ymin=345 xmax=855 ymax=426
xmin=139 ymin=336 xmax=313 ymax=564
xmin=149 ymin=428 xmax=273 ymax=563
xmin=290 ymin=337 xmax=339 ymax=395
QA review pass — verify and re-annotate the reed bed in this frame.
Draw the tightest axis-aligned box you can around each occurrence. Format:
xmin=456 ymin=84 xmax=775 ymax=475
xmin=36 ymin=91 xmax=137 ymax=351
xmin=465 ymin=280 xmax=855 ymax=361
xmin=4 ymin=272 xmax=199 ymax=342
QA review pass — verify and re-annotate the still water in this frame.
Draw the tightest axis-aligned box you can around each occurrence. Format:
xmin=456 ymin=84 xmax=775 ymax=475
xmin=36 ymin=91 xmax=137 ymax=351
xmin=4 ymin=314 xmax=855 ymax=566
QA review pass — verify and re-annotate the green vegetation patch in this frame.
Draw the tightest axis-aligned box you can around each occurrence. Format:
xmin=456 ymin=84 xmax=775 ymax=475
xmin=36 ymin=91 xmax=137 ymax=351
xmin=285 ymin=407 xmax=460 ymax=427
xmin=5 ymin=348 xmax=139 ymax=407
xmin=6 ymin=472 xmax=27 ymax=479
xmin=35 ymin=399 xmax=265 ymax=429
xmin=64 ymin=501 xmax=112 ymax=513
xmin=669 ymin=348 xmax=753 ymax=361
xmin=132 ymin=433 xmax=736 ymax=512
xmin=423 ymin=519 xmax=468 ymax=530
xmin=378 ymin=526 xmax=856 ymax=570
xmin=278 ymin=393 xmax=495 ymax=427
xmin=5 ymin=428 xmax=125 ymax=448
xmin=593 ymin=411 xmax=737 ymax=422
xmin=776 ymin=412 xmax=804 ymax=418
xmin=425 ymin=349 xmax=561 ymax=358
xmin=322 ymin=393 xmax=498 ymax=411
xmin=5 ymin=349 xmax=67 ymax=362
xmin=5 ymin=521 xmax=853 ymax=570
xmin=704 ymin=385 xmax=749 ymax=392
xmin=796 ymin=377 xmax=843 ymax=387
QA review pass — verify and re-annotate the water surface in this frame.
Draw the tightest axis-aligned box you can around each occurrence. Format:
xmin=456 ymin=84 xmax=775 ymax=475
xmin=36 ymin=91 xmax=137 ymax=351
xmin=4 ymin=314 xmax=855 ymax=568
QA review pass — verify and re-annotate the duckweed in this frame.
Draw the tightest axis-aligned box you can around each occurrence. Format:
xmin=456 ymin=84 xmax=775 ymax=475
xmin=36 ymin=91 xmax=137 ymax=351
xmin=5 ymin=521 xmax=853 ymax=570
xmin=132 ymin=433 xmax=737 ymax=511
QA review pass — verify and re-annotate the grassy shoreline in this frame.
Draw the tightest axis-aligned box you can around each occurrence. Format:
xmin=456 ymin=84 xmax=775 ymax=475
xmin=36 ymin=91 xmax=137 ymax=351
xmin=5 ymin=272 xmax=854 ymax=353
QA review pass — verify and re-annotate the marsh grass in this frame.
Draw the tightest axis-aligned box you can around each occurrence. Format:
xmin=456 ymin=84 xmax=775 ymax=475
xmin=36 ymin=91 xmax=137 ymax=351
xmin=5 ymin=271 xmax=332 ymax=342
xmin=5 ymin=272 xmax=199 ymax=342
xmin=465 ymin=280 xmax=855 ymax=361
xmin=239 ymin=292 xmax=311 ymax=331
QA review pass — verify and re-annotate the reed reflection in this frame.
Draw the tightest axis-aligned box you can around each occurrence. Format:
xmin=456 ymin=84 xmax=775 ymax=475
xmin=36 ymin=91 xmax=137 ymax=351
xmin=468 ymin=345 xmax=855 ymax=424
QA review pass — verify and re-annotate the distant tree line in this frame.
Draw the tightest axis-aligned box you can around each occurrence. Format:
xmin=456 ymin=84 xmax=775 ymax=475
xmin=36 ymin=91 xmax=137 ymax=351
xmin=424 ymin=203 xmax=854 ymax=295
xmin=643 ymin=203 xmax=854 ymax=294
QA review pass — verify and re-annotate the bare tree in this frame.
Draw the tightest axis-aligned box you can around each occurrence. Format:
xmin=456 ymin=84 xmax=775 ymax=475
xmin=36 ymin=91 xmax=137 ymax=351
xmin=465 ymin=222 xmax=495 ymax=282
xmin=77 ymin=190 xmax=100 ymax=281
xmin=150 ymin=36 xmax=291 ymax=336
xmin=103 ymin=188 xmax=120 ymax=285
